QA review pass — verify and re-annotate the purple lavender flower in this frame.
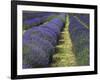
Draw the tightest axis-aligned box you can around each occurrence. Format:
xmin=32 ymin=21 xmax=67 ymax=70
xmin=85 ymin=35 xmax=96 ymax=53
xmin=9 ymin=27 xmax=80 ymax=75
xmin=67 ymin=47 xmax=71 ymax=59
xmin=23 ymin=43 xmax=50 ymax=68
xmin=75 ymin=14 xmax=90 ymax=26
xmin=49 ymin=18 xmax=64 ymax=29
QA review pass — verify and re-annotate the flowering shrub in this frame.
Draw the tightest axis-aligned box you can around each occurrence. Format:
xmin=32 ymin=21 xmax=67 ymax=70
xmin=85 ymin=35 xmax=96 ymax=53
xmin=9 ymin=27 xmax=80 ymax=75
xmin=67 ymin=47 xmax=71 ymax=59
xmin=23 ymin=13 xmax=66 ymax=68
xmin=69 ymin=15 xmax=89 ymax=65
xmin=74 ymin=14 xmax=90 ymax=26
xmin=23 ymin=13 xmax=57 ymax=30
xmin=23 ymin=44 xmax=50 ymax=68
xmin=23 ymin=11 xmax=55 ymax=20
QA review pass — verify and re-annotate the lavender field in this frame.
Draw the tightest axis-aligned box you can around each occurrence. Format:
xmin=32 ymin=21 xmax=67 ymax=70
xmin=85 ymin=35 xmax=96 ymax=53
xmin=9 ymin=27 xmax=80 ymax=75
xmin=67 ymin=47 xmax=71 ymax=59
xmin=22 ymin=11 xmax=90 ymax=69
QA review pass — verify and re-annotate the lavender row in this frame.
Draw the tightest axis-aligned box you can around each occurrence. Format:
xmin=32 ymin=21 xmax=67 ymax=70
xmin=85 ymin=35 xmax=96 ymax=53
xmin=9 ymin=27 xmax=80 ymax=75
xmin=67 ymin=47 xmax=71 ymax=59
xmin=23 ymin=11 xmax=57 ymax=20
xmin=23 ymin=13 xmax=66 ymax=68
xmin=69 ymin=15 xmax=89 ymax=65
xmin=74 ymin=14 xmax=90 ymax=27
xmin=23 ymin=14 xmax=57 ymax=30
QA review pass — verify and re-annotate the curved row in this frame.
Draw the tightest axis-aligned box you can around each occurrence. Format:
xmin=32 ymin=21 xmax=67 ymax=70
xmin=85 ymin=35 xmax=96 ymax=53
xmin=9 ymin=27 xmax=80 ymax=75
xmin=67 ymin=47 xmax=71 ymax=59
xmin=69 ymin=15 xmax=89 ymax=65
xmin=23 ymin=12 xmax=56 ymax=20
xmin=23 ymin=13 xmax=66 ymax=68
xmin=73 ymin=14 xmax=90 ymax=27
xmin=23 ymin=14 xmax=57 ymax=30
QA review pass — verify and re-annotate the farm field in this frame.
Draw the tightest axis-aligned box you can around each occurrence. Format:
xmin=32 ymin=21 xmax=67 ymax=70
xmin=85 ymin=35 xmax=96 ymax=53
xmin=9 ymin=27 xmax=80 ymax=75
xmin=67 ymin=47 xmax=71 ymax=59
xmin=22 ymin=11 xmax=90 ymax=68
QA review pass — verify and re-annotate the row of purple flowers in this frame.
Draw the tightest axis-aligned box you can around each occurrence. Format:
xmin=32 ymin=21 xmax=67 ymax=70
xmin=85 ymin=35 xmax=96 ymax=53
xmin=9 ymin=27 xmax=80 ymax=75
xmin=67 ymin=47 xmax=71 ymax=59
xmin=69 ymin=15 xmax=89 ymax=65
xmin=23 ymin=13 xmax=66 ymax=68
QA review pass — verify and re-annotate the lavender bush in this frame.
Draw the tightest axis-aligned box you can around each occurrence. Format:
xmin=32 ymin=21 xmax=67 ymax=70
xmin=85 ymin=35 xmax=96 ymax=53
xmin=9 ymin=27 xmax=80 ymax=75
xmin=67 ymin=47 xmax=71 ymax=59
xmin=69 ymin=15 xmax=89 ymax=65
xmin=23 ymin=13 xmax=66 ymax=68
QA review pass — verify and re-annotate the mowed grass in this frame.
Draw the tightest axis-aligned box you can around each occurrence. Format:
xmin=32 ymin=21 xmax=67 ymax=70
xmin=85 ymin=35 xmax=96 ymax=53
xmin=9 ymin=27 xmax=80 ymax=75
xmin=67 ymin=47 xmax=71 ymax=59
xmin=51 ymin=15 xmax=77 ymax=67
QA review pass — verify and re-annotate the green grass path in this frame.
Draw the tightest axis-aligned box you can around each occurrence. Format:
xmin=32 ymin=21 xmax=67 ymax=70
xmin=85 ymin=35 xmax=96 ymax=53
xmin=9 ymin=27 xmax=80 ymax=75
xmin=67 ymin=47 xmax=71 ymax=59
xmin=51 ymin=15 xmax=77 ymax=67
